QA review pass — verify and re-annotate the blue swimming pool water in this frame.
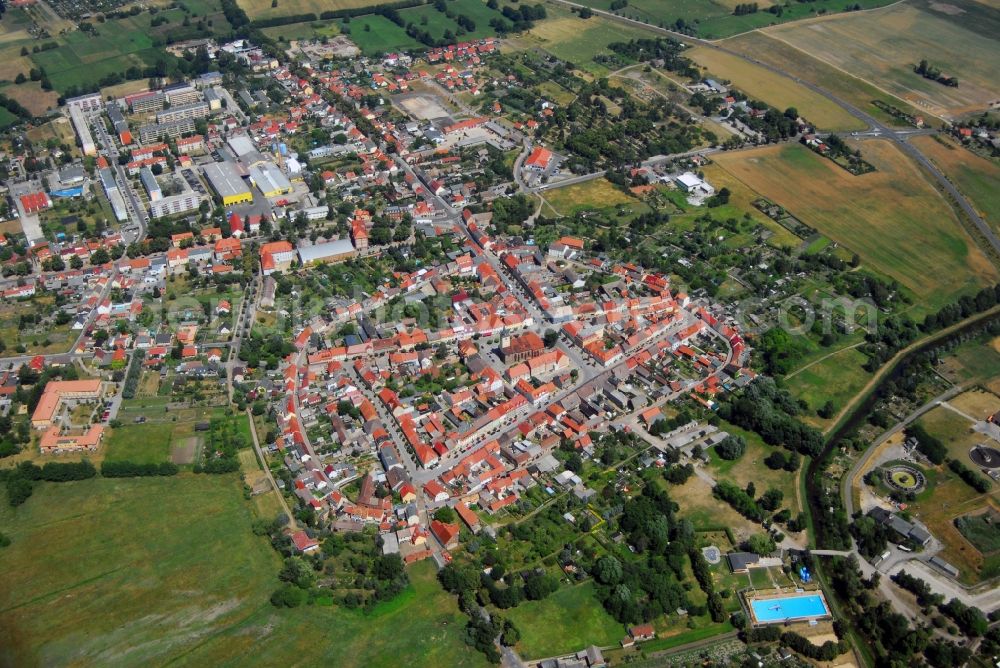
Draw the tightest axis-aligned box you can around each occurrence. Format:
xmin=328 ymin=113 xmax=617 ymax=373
xmin=750 ymin=594 xmax=829 ymax=622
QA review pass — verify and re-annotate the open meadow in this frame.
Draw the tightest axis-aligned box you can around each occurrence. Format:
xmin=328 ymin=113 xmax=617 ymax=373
xmin=937 ymin=336 xmax=1000 ymax=394
xmin=762 ymin=0 xmax=1000 ymax=119
xmin=504 ymin=581 xmax=623 ymax=658
xmin=0 ymin=81 xmax=60 ymax=116
xmin=910 ymin=135 xmax=1000 ymax=233
xmin=0 ymin=475 xmax=279 ymax=666
xmin=713 ymin=141 xmax=998 ymax=314
xmin=104 ymin=422 xmax=175 ymax=464
xmin=543 ymin=177 xmax=649 ymax=217
xmin=0 ymin=475 xmax=485 ymax=667
xmin=685 ymin=46 xmax=864 ymax=132
xmin=784 ymin=344 xmax=872 ymax=429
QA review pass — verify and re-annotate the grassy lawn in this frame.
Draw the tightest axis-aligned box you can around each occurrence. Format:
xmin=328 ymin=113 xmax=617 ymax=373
xmin=668 ymin=475 xmax=765 ymax=545
xmin=705 ymin=419 xmax=802 ymax=516
xmin=686 ymin=46 xmax=864 ymax=132
xmin=543 ymin=178 xmax=649 ymax=217
xmin=340 ymin=15 xmax=426 ymax=55
xmin=504 ymin=581 xmax=623 ymax=658
xmin=698 ymin=164 xmax=800 ymax=248
xmin=916 ymin=404 xmax=982 ymax=466
xmin=713 ymin=141 xmax=998 ymax=316
xmin=262 ymin=19 xmax=341 ymax=42
xmin=911 ymin=135 xmax=1000 ymax=233
xmin=955 ymin=512 xmax=1000 ymax=553
xmin=104 ymin=423 xmax=174 ymax=464
xmin=239 ymin=0 xmax=376 ymax=20
xmin=0 ymin=476 xmax=484 ymax=667
xmin=0 ymin=106 xmax=18 ymax=128
xmin=31 ymin=25 xmax=157 ymax=93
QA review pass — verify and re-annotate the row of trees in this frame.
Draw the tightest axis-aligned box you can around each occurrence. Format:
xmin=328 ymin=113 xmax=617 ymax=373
xmin=102 ymin=461 xmax=179 ymax=477
xmin=864 ymin=283 xmax=1000 ymax=371
xmin=2 ymin=460 xmax=97 ymax=507
xmin=948 ymin=459 xmax=992 ymax=494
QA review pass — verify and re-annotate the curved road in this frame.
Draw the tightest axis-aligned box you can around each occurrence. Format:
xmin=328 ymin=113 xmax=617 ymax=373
xmin=547 ymin=0 xmax=1000 ymax=256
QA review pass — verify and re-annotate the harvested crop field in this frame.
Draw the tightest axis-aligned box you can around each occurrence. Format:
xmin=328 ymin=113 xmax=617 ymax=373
xmin=720 ymin=31 xmax=927 ymax=127
xmin=713 ymin=141 xmax=998 ymax=313
xmin=763 ymin=0 xmax=1000 ymax=118
xmin=686 ymin=46 xmax=864 ymax=131
xmin=910 ymin=135 xmax=1000 ymax=232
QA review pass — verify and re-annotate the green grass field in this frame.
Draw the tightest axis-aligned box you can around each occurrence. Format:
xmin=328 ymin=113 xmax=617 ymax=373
xmin=504 ymin=581 xmax=623 ymax=658
xmin=0 ymin=476 xmax=485 ymax=667
xmin=543 ymin=178 xmax=650 ymax=217
xmin=341 ymin=15 xmax=424 ymax=55
xmin=31 ymin=27 xmax=157 ymax=93
xmin=29 ymin=7 xmax=229 ymax=93
xmin=714 ymin=141 xmax=998 ymax=315
xmin=0 ymin=108 xmax=17 ymax=129
xmin=262 ymin=19 xmax=342 ymax=42
xmin=0 ymin=475 xmax=278 ymax=666
xmin=104 ymin=423 xmax=173 ymax=464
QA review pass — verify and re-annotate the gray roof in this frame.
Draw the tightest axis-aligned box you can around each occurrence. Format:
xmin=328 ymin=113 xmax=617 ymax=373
xmin=726 ymin=551 xmax=760 ymax=572
xmin=297 ymin=239 xmax=355 ymax=264
xmin=202 ymin=161 xmax=251 ymax=199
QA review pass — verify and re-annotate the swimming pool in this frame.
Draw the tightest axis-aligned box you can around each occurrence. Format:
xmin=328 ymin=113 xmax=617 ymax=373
xmin=749 ymin=594 xmax=830 ymax=624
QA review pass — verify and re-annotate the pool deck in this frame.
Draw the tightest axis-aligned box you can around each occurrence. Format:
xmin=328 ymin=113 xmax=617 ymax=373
xmin=744 ymin=589 xmax=833 ymax=626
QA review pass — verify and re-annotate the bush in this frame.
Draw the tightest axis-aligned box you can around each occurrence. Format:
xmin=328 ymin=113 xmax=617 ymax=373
xmin=6 ymin=477 xmax=33 ymax=506
xmin=270 ymin=584 xmax=306 ymax=607
xmin=713 ymin=480 xmax=765 ymax=522
xmin=39 ymin=460 xmax=97 ymax=482
xmin=715 ymin=434 xmax=747 ymax=460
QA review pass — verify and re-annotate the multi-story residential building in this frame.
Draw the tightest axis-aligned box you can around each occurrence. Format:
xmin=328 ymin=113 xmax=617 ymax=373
xmin=155 ymin=101 xmax=209 ymax=125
